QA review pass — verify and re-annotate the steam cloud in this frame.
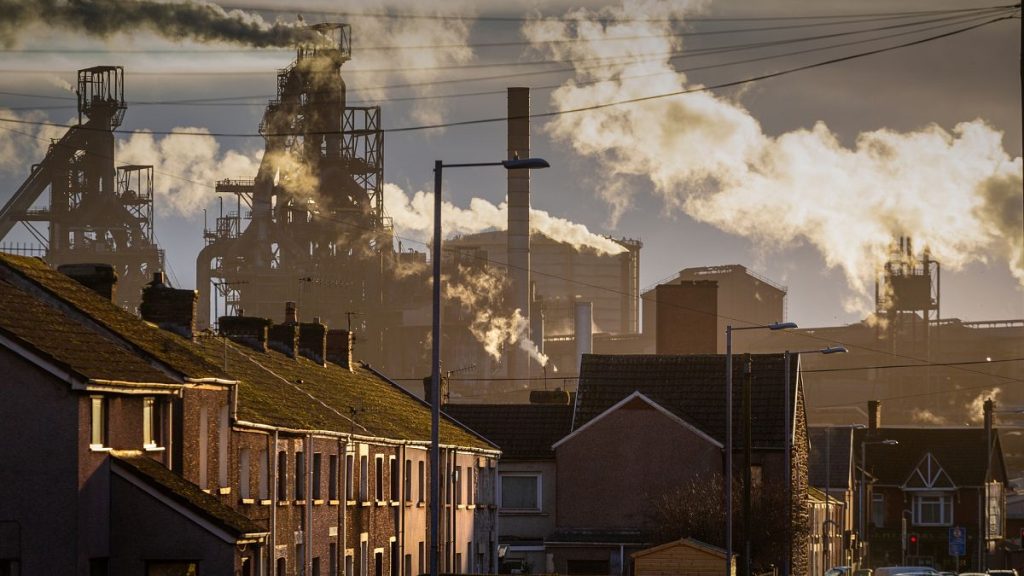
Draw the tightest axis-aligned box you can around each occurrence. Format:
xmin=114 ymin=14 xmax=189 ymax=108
xmin=116 ymin=128 xmax=260 ymax=216
xmin=0 ymin=0 xmax=315 ymax=48
xmin=524 ymin=0 xmax=1024 ymax=311
xmin=444 ymin=265 xmax=549 ymax=368
xmin=383 ymin=183 xmax=628 ymax=256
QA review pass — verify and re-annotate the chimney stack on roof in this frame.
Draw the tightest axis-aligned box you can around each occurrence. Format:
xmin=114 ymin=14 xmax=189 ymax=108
xmin=327 ymin=329 xmax=354 ymax=371
xmin=298 ymin=319 xmax=328 ymax=366
xmin=58 ymin=263 xmax=117 ymax=302
xmin=268 ymin=302 xmax=299 ymax=358
xmin=219 ymin=315 xmax=271 ymax=352
xmin=285 ymin=300 xmax=298 ymax=325
xmin=139 ymin=271 xmax=197 ymax=339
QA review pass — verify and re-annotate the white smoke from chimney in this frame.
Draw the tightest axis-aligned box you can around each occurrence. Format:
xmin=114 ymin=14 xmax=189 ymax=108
xmin=443 ymin=266 xmax=549 ymax=367
xmin=345 ymin=3 xmax=476 ymax=128
xmin=383 ymin=182 xmax=627 ymax=255
xmin=116 ymin=128 xmax=261 ymax=216
xmin=967 ymin=388 xmax=1001 ymax=424
xmin=523 ymin=0 xmax=1024 ymax=311
xmin=0 ymin=109 xmax=74 ymax=173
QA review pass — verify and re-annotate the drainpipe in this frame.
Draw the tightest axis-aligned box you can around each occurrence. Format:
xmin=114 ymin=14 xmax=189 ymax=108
xmin=306 ymin=434 xmax=313 ymax=576
xmin=271 ymin=430 xmax=278 ymax=574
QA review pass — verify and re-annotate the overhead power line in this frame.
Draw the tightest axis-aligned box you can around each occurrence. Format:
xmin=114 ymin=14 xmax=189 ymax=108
xmin=0 ymin=13 xmax=1013 ymax=138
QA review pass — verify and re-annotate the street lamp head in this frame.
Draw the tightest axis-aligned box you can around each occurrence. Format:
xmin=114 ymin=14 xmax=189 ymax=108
xmin=882 ymin=439 xmax=899 ymax=446
xmin=821 ymin=345 xmax=848 ymax=354
xmin=501 ymin=157 xmax=550 ymax=170
xmin=769 ymin=321 xmax=798 ymax=331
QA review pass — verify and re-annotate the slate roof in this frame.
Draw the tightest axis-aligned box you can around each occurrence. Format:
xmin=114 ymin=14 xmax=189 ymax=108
xmin=853 ymin=427 xmax=1006 ymax=486
xmin=0 ymin=253 xmax=228 ymax=381
xmin=575 ymin=353 xmax=796 ymax=448
xmin=0 ymin=278 xmax=175 ymax=384
xmin=442 ymin=403 xmax=573 ymax=459
xmin=808 ymin=427 xmax=855 ymax=490
xmin=111 ymin=451 xmax=265 ymax=537
xmin=0 ymin=253 xmax=495 ymax=450
xmin=189 ymin=336 xmax=494 ymax=448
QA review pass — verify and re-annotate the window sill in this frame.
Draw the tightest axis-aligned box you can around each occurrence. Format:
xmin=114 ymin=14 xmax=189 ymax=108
xmin=346 ymin=500 xmax=357 ymax=506
xmin=360 ymin=501 xmax=371 ymax=507
xmin=259 ymin=499 xmax=273 ymax=506
xmin=240 ymin=498 xmax=256 ymax=505
xmin=89 ymin=444 xmax=112 ymax=453
xmin=329 ymin=499 xmax=341 ymax=506
xmin=374 ymin=500 xmax=387 ymax=507
xmin=277 ymin=501 xmax=290 ymax=506
xmin=143 ymin=444 xmax=165 ymax=453
xmin=313 ymin=499 xmax=325 ymax=505
xmin=294 ymin=499 xmax=307 ymax=506
xmin=218 ymin=487 xmax=231 ymax=495
xmin=390 ymin=501 xmax=400 ymax=507
xmin=417 ymin=502 xmax=425 ymax=508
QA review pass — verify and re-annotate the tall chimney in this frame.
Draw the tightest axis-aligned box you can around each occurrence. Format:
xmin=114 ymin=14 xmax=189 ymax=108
xmin=508 ymin=86 xmax=531 ymax=386
xmin=575 ymin=300 xmax=593 ymax=375
xmin=327 ymin=329 xmax=354 ymax=372
xmin=868 ymin=400 xmax=882 ymax=432
xmin=139 ymin=271 xmax=197 ymax=339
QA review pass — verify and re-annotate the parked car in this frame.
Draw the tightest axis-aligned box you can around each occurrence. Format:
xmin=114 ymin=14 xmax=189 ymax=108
xmin=826 ymin=567 xmax=852 ymax=576
xmin=874 ymin=567 xmax=939 ymax=576
xmin=988 ymin=570 xmax=1020 ymax=576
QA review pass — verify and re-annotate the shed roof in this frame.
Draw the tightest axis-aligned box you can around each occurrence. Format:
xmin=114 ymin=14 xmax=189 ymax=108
xmin=575 ymin=353 xmax=795 ymax=448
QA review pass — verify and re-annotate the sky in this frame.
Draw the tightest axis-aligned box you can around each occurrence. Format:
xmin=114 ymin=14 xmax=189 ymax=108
xmin=0 ymin=0 xmax=1021 ymax=329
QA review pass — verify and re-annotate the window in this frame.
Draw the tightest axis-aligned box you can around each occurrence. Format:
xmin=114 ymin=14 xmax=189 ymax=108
xmin=143 ymin=397 xmax=161 ymax=448
xmin=390 ymin=457 xmax=399 ymax=502
xmin=872 ymin=493 xmax=885 ymax=527
xmin=329 ymin=543 xmax=337 ymax=576
xmin=375 ymin=456 xmax=384 ymax=501
xmin=346 ymin=454 xmax=354 ymax=501
xmin=454 ymin=466 xmax=463 ymax=506
xmin=278 ymin=451 xmax=288 ymax=501
xmin=360 ymin=539 xmax=368 ymax=576
xmin=914 ymin=494 xmax=953 ymax=525
xmin=329 ymin=454 xmax=338 ymax=501
xmin=90 ymin=396 xmax=107 ymax=448
xmin=277 ymin=558 xmax=286 ymax=576
xmin=467 ymin=467 xmax=475 ymax=506
xmin=418 ymin=461 xmax=425 ymax=503
xmin=404 ymin=554 xmax=412 ymax=576
xmin=418 ymin=542 xmax=425 ymax=575
xmin=499 ymin=474 xmax=541 ymax=511
xmin=218 ymin=404 xmax=229 ymax=487
xmin=240 ymin=448 xmax=251 ymax=499
xmin=404 ymin=459 xmax=412 ymax=502
xmin=297 ymin=543 xmax=305 ymax=576
xmin=296 ymin=451 xmax=306 ymax=501
xmin=258 ymin=449 xmax=269 ymax=500
xmin=374 ymin=551 xmax=383 ymax=576
xmin=313 ymin=453 xmax=322 ymax=500
xmin=345 ymin=553 xmax=354 ymax=576
xmin=359 ymin=455 xmax=368 ymax=502
xmin=312 ymin=556 xmax=320 ymax=576
xmin=199 ymin=406 xmax=209 ymax=488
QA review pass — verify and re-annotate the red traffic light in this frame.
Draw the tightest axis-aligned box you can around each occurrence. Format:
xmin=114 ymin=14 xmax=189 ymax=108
xmin=909 ymin=534 xmax=919 ymax=544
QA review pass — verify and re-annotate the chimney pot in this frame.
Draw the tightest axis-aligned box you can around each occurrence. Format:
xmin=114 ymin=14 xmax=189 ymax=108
xmin=58 ymin=263 xmax=118 ymax=302
xmin=327 ymin=329 xmax=354 ymax=371
xmin=285 ymin=301 xmax=298 ymax=325
xmin=139 ymin=276 xmax=197 ymax=339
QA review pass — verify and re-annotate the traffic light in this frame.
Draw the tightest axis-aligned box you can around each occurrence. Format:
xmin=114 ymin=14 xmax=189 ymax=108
xmin=909 ymin=533 xmax=920 ymax=555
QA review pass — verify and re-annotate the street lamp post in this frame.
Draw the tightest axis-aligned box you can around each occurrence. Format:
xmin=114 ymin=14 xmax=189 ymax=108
xmin=782 ymin=346 xmax=847 ymax=576
xmin=430 ymin=157 xmax=549 ymax=576
xmin=725 ymin=321 xmax=797 ymax=576
xmin=859 ymin=438 xmax=899 ymax=569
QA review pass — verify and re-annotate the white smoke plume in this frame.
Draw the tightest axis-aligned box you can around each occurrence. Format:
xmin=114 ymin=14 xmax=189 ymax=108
xmin=0 ymin=108 xmax=73 ymax=173
xmin=0 ymin=0 xmax=316 ymax=48
xmin=344 ymin=4 xmax=475 ymax=127
xmin=116 ymin=128 xmax=261 ymax=216
xmin=444 ymin=264 xmax=549 ymax=367
xmin=911 ymin=409 xmax=947 ymax=426
xmin=967 ymin=388 xmax=1001 ymax=424
xmin=523 ymin=0 xmax=1024 ymax=312
xmin=383 ymin=182 xmax=628 ymax=256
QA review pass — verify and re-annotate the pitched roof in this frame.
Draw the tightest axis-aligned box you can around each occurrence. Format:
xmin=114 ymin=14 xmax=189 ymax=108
xmin=808 ymin=427 xmax=855 ymax=490
xmin=853 ymin=427 xmax=1005 ymax=486
xmin=631 ymin=537 xmax=728 ymax=560
xmin=0 ymin=278 xmax=175 ymax=384
xmin=0 ymin=253 xmax=228 ymax=381
xmin=110 ymin=450 xmax=265 ymax=538
xmin=189 ymin=336 xmax=494 ymax=448
xmin=575 ymin=353 xmax=795 ymax=448
xmin=442 ymin=403 xmax=573 ymax=459
xmin=0 ymin=254 xmax=495 ymax=450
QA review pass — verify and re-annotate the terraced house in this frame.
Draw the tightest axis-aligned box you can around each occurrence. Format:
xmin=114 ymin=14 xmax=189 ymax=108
xmin=0 ymin=253 xmax=499 ymax=575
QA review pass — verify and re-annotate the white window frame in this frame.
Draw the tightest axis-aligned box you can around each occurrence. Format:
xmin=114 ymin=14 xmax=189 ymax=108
xmin=498 ymin=473 xmax=542 ymax=512
xmin=913 ymin=493 xmax=953 ymax=526
xmin=90 ymin=396 xmax=107 ymax=449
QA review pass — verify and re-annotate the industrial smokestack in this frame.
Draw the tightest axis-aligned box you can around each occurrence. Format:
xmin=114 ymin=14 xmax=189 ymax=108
xmin=508 ymin=87 xmax=532 ymax=385
xmin=575 ymin=300 xmax=593 ymax=375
